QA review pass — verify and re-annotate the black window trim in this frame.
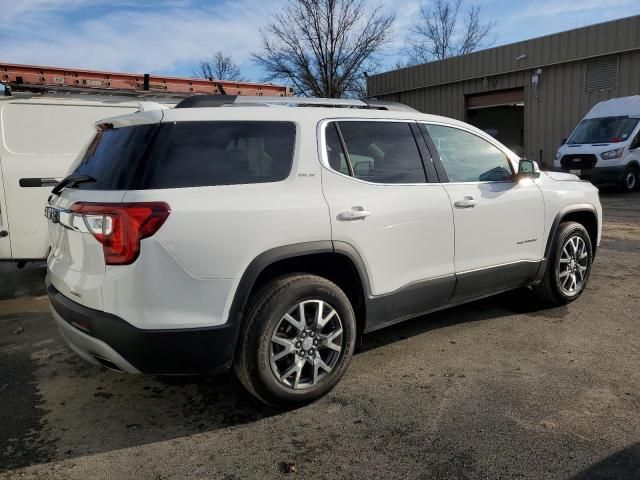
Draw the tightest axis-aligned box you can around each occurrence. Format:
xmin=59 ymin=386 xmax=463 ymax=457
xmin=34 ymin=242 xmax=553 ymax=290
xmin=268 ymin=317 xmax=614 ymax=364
xmin=332 ymin=122 xmax=354 ymax=177
xmin=418 ymin=121 xmax=518 ymax=185
xmin=318 ymin=118 xmax=436 ymax=185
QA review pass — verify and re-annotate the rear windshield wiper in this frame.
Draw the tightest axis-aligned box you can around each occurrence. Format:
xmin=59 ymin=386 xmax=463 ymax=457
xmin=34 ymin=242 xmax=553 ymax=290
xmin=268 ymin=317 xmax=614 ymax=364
xmin=51 ymin=174 xmax=97 ymax=195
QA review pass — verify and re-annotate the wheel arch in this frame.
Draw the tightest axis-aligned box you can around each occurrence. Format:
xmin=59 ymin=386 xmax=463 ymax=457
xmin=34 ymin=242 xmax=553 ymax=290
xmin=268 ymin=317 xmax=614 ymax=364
xmin=544 ymin=205 xmax=599 ymax=260
xmin=626 ymin=160 xmax=639 ymax=170
xmin=228 ymin=241 xmax=371 ymax=347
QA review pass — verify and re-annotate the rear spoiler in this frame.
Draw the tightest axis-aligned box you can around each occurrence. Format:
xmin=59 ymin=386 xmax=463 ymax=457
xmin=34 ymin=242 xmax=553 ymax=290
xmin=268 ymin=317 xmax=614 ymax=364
xmin=94 ymin=108 xmax=165 ymax=129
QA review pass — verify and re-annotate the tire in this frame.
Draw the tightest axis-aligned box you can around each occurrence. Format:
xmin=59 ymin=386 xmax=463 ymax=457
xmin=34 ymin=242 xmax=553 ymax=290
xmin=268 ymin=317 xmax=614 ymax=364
xmin=621 ymin=166 xmax=638 ymax=193
xmin=532 ymin=221 xmax=593 ymax=306
xmin=234 ymin=274 xmax=356 ymax=407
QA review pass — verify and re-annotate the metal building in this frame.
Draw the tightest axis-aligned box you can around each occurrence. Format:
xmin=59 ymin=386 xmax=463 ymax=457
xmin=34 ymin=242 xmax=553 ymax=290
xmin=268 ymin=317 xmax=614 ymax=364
xmin=367 ymin=15 xmax=640 ymax=167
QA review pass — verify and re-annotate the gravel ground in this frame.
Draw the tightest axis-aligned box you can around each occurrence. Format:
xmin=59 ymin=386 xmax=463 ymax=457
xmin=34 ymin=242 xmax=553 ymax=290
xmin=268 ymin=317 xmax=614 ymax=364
xmin=1 ymin=190 xmax=639 ymax=480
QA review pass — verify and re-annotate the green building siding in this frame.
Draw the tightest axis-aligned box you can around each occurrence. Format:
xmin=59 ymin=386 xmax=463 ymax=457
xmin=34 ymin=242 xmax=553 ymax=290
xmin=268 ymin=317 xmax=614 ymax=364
xmin=368 ymin=16 xmax=640 ymax=167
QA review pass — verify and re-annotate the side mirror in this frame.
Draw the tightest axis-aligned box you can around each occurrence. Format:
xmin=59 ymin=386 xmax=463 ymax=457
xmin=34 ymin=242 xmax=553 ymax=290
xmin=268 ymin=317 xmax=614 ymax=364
xmin=518 ymin=159 xmax=540 ymax=178
xmin=561 ymin=137 xmax=567 ymax=145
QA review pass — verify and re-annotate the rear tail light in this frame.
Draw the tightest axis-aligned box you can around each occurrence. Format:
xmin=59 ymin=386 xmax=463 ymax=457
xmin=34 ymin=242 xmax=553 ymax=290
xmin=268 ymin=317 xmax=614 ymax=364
xmin=70 ymin=202 xmax=170 ymax=265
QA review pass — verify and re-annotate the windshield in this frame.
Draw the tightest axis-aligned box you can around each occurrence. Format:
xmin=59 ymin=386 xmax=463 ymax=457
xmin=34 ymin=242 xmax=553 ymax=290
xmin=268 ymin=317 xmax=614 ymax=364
xmin=568 ymin=116 xmax=639 ymax=145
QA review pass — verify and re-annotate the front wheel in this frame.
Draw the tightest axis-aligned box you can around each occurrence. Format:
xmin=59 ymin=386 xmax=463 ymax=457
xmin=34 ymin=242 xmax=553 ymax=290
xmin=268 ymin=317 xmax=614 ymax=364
xmin=234 ymin=274 xmax=356 ymax=407
xmin=532 ymin=221 xmax=593 ymax=305
xmin=621 ymin=166 xmax=638 ymax=193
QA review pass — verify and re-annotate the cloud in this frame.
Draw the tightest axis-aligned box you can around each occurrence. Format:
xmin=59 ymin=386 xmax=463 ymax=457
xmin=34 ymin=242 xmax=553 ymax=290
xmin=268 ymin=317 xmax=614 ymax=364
xmin=0 ymin=0 xmax=283 ymax=75
xmin=512 ymin=0 xmax=637 ymax=19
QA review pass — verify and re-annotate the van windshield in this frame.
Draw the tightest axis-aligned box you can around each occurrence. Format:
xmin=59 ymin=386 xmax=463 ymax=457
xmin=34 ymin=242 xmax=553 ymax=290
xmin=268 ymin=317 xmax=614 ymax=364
xmin=568 ymin=116 xmax=639 ymax=145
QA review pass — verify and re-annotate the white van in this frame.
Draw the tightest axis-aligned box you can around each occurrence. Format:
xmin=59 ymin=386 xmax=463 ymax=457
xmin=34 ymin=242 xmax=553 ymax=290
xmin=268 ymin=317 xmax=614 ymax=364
xmin=0 ymin=90 xmax=174 ymax=263
xmin=554 ymin=96 xmax=640 ymax=192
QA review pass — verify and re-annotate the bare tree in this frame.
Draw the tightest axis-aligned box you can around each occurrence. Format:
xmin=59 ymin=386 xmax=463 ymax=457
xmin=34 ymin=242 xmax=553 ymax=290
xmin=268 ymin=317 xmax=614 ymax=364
xmin=194 ymin=51 xmax=243 ymax=81
xmin=408 ymin=0 xmax=495 ymax=64
xmin=253 ymin=0 xmax=394 ymax=98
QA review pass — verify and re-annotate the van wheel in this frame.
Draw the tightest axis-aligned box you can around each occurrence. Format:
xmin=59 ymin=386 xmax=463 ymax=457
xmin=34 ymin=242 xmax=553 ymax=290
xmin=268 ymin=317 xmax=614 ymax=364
xmin=234 ymin=274 xmax=356 ymax=407
xmin=621 ymin=166 xmax=638 ymax=192
xmin=532 ymin=221 xmax=593 ymax=306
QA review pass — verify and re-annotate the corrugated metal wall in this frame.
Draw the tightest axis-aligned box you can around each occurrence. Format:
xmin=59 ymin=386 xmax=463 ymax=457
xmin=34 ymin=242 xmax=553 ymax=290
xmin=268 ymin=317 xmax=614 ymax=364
xmin=368 ymin=16 xmax=640 ymax=167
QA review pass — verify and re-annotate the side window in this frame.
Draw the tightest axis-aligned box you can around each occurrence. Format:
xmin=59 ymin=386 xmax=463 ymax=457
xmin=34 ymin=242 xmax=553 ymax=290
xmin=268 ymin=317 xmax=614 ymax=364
xmin=334 ymin=121 xmax=427 ymax=184
xmin=324 ymin=123 xmax=351 ymax=175
xmin=632 ymin=131 xmax=640 ymax=150
xmin=425 ymin=124 xmax=514 ymax=182
xmin=146 ymin=121 xmax=296 ymax=188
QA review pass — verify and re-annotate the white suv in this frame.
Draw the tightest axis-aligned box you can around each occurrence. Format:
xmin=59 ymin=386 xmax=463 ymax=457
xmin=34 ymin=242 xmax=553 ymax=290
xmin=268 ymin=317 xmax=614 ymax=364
xmin=45 ymin=96 xmax=602 ymax=406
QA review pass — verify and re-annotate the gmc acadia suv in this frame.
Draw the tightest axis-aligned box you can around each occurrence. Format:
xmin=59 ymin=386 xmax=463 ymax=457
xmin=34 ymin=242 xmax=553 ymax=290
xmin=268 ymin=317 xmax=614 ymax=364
xmin=45 ymin=96 xmax=602 ymax=406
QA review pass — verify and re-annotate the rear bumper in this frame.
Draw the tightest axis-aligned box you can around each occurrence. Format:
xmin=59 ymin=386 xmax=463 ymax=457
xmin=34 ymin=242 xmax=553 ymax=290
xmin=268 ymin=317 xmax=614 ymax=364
xmin=561 ymin=165 xmax=626 ymax=185
xmin=47 ymin=281 xmax=239 ymax=374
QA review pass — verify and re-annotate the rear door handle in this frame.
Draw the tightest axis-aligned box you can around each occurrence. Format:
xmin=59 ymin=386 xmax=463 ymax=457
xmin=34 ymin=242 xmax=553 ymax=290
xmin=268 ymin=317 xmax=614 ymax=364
xmin=454 ymin=196 xmax=479 ymax=208
xmin=337 ymin=206 xmax=371 ymax=221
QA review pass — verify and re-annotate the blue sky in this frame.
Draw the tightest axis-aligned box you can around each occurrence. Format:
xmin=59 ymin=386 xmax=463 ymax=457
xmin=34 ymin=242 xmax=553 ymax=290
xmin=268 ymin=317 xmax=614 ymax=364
xmin=1 ymin=0 xmax=639 ymax=83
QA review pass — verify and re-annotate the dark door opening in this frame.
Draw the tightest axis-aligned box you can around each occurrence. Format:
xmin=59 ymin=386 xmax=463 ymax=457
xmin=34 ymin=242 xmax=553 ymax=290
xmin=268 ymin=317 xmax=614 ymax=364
xmin=466 ymin=89 xmax=525 ymax=157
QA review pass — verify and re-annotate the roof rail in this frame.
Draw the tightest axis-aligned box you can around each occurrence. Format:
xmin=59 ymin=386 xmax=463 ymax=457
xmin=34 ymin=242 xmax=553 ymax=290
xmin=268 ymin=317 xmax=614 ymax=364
xmin=175 ymin=95 xmax=417 ymax=112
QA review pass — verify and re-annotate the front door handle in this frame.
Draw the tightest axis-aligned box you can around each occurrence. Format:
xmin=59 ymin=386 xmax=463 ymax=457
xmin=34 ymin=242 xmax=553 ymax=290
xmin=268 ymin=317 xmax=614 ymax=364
xmin=337 ymin=206 xmax=371 ymax=221
xmin=454 ymin=196 xmax=479 ymax=208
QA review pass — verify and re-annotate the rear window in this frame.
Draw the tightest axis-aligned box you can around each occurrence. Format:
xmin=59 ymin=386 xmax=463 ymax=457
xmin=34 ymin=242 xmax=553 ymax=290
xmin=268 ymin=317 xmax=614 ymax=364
xmin=72 ymin=124 xmax=158 ymax=190
xmin=72 ymin=121 xmax=296 ymax=190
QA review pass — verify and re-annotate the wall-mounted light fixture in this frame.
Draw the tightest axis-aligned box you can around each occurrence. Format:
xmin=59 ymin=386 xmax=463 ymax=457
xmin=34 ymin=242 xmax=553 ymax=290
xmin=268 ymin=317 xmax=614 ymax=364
xmin=531 ymin=68 xmax=542 ymax=99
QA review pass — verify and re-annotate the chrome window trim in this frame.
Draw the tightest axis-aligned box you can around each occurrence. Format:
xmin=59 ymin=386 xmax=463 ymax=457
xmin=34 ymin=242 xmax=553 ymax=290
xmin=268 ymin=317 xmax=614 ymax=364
xmin=317 ymin=117 xmax=522 ymax=186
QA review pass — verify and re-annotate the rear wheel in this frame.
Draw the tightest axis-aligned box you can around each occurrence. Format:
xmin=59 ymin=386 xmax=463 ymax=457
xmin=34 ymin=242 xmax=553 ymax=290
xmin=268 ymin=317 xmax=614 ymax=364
xmin=621 ymin=166 xmax=638 ymax=193
xmin=234 ymin=274 xmax=356 ymax=407
xmin=533 ymin=221 xmax=593 ymax=305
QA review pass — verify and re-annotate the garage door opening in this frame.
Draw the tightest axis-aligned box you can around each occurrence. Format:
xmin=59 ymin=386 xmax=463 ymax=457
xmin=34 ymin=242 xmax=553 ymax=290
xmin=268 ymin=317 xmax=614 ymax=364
xmin=466 ymin=88 xmax=525 ymax=157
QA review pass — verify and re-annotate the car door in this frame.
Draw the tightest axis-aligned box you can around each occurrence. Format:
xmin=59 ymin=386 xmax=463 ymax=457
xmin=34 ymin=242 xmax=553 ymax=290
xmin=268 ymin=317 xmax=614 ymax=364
xmin=420 ymin=122 xmax=545 ymax=302
xmin=320 ymin=119 xmax=455 ymax=330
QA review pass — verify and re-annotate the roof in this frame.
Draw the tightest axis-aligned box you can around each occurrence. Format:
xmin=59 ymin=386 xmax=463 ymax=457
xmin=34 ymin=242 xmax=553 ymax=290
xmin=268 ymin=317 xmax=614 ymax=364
xmin=368 ymin=15 xmax=640 ymax=97
xmin=0 ymin=92 xmax=178 ymax=106
xmin=585 ymin=95 xmax=640 ymax=118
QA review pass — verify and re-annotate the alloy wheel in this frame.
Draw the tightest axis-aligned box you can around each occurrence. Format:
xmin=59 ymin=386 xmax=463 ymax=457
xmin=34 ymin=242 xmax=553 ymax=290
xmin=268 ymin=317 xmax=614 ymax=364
xmin=269 ymin=300 xmax=344 ymax=390
xmin=558 ymin=235 xmax=589 ymax=296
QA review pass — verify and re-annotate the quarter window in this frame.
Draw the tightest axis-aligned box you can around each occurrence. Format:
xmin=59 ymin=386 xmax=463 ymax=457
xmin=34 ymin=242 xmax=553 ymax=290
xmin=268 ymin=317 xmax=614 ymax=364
xmin=325 ymin=121 xmax=427 ymax=184
xmin=147 ymin=121 xmax=296 ymax=188
xmin=425 ymin=124 xmax=513 ymax=182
